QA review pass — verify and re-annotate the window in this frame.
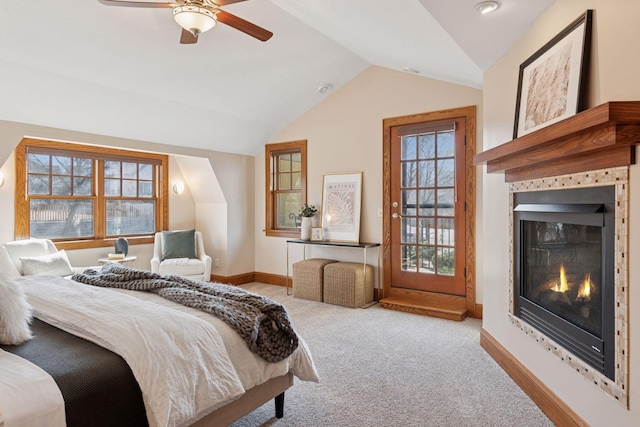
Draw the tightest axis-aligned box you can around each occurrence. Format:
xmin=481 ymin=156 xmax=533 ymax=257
xmin=265 ymin=140 xmax=307 ymax=237
xmin=15 ymin=138 xmax=168 ymax=250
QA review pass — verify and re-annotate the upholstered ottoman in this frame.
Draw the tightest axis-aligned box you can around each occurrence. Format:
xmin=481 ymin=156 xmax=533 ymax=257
xmin=292 ymin=258 xmax=337 ymax=301
xmin=323 ymin=262 xmax=374 ymax=308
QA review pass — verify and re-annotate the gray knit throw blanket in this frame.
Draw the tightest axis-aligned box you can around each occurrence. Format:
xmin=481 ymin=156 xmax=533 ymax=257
xmin=71 ymin=263 xmax=298 ymax=363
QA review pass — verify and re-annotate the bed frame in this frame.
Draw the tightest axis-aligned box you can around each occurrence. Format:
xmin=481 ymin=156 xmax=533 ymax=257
xmin=192 ymin=372 xmax=294 ymax=426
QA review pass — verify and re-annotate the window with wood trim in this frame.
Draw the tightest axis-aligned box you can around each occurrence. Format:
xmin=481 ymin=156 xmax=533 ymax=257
xmin=15 ymin=138 xmax=168 ymax=250
xmin=265 ymin=140 xmax=307 ymax=237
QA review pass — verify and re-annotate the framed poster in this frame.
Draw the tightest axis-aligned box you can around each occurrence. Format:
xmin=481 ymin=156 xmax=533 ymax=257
xmin=311 ymin=227 xmax=324 ymax=241
xmin=321 ymin=172 xmax=362 ymax=242
xmin=513 ymin=10 xmax=592 ymax=139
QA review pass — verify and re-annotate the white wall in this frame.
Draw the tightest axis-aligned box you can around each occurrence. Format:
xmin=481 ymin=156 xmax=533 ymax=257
xmin=254 ymin=65 xmax=483 ymax=300
xmin=481 ymin=1 xmax=640 ymax=424
xmin=0 ymin=120 xmax=255 ymax=275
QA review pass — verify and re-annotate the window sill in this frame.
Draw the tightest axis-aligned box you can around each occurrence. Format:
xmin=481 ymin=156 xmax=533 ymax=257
xmin=54 ymin=236 xmax=155 ymax=251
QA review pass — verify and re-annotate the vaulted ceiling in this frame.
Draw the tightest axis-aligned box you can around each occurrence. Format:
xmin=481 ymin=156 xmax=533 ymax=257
xmin=0 ymin=0 xmax=555 ymax=155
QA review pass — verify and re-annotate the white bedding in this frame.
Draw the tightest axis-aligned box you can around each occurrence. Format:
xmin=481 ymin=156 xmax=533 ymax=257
xmin=0 ymin=349 xmax=65 ymax=427
xmin=11 ymin=275 xmax=318 ymax=427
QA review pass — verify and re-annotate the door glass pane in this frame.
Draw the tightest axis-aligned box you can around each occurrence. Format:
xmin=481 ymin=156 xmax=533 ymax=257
xmin=419 ymin=217 xmax=435 ymax=244
xmin=437 ymin=218 xmax=455 ymax=246
xmin=437 ymin=131 xmax=455 ymax=157
xmin=437 ymin=189 xmax=454 ymax=216
xmin=436 ymin=247 xmax=455 ymax=276
xmin=401 ymin=217 xmax=416 ymax=243
xmin=419 ymin=246 xmax=435 ymax=273
xmin=30 ymin=199 xmax=94 ymax=239
xmin=402 ymin=161 xmax=417 ymax=187
xmin=106 ymin=200 xmax=155 ymax=235
xmin=437 ymin=159 xmax=455 ymax=187
xmin=401 ymin=190 xmax=416 ymax=216
xmin=419 ymin=160 xmax=435 ymax=187
xmin=402 ymin=245 xmax=417 ymax=272
xmin=401 ymin=136 xmax=417 ymax=160
xmin=418 ymin=133 xmax=435 ymax=159
xmin=418 ymin=189 xmax=435 ymax=216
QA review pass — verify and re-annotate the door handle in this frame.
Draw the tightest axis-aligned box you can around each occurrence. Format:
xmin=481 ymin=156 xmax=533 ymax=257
xmin=392 ymin=213 xmax=402 ymax=219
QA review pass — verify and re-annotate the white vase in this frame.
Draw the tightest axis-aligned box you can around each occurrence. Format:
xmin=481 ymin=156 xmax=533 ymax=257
xmin=301 ymin=217 xmax=312 ymax=240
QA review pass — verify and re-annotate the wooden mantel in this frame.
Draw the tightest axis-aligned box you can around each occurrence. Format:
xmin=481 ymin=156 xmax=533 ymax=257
xmin=473 ymin=101 xmax=640 ymax=182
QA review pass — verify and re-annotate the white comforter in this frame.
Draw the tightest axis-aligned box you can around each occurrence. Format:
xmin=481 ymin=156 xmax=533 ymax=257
xmin=14 ymin=275 xmax=318 ymax=427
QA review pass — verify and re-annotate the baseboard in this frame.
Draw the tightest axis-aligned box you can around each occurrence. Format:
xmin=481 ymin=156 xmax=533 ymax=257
xmin=473 ymin=303 xmax=483 ymax=319
xmin=210 ymin=272 xmax=256 ymax=286
xmin=254 ymin=272 xmax=288 ymax=287
xmin=480 ymin=328 xmax=587 ymax=427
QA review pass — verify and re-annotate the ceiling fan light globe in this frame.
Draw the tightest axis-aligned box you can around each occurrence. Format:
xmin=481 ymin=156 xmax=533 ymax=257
xmin=173 ymin=6 xmax=217 ymax=35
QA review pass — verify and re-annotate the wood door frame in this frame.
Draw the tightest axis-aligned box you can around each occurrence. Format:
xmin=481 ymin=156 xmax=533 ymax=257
xmin=382 ymin=106 xmax=478 ymax=318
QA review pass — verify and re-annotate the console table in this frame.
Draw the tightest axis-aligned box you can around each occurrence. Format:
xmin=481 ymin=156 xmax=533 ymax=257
xmin=286 ymin=239 xmax=380 ymax=298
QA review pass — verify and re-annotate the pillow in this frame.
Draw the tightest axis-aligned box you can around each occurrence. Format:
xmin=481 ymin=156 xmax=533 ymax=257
xmin=0 ymin=275 xmax=33 ymax=345
xmin=4 ymin=238 xmax=54 ymax=275
xmin=162 ymin=229 xmax=197 ymax=260
xmin=19 ymin=250 xmax=74 ymax=277
xmin=0 ymin=246 xmax=21 ymax=277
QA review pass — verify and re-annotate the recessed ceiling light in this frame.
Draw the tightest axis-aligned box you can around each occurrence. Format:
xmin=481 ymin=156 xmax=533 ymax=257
xmin=403 ymin=67 xmax=420 ymax=74
xmin=318 ymin=83 xmax=333 ymax=94
xmin=474 ymin=1 xmax=499 ymax=15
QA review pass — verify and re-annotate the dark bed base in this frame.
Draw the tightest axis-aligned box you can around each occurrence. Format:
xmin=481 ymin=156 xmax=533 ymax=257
xmin=1 ymin=318 xmax=148 ymax=427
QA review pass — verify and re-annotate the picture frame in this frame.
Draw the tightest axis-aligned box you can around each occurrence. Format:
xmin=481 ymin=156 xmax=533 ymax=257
xmin=513 ymin=10 xmax=592 ymax=139
xmin=311 ymin=227 xmax=324 ymax=241
xmin=321 ymin=172 xmax=363 ymax=242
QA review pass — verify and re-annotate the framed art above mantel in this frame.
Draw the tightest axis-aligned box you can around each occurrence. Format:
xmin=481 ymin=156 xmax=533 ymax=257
xmin=513 ymin=9 xmax=593 ymax=139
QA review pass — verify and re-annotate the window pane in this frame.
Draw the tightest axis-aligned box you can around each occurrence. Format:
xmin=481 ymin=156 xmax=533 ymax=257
xmin=291 ymin=153 xmax=301 ymax=172
xmin=278 ymin=154 xmax=291 ymax=172
xmin=276 ymin=192 xmax=301 ymax=228
xmin=28 ymin=154 xmax=50 ymax=174
xmin=122 ymin=179 xmax=137 ymax=197
xmin=106 ymin=200 xmax=155 ymax=236
xmin=122 ymin=162 xmax=137 ymax=179
xmin=139 ymin=181 xmax=153 ymax=197
xmin=291 ymin=172 xmax=301 ymax=190
xmin=73 ymin=158 xmax=92 ymax=177
xmin=28 ymin=175 xmax=50 ymax=195
xmin=139 ymin=163 xmax=153 ymax=180
xmin=105 ymin=161 xmax=120 ymax=178
xmin=105 ymin=178 xmax=120 ymax=196
xmin=51 ymin=156 xmax=71 ymax=175
xmin=52 ymin=176 xmax=72 ymax=196
xmin=74 ymin=177 xmax=92 ymax=196
xmin=279 ymin=173 xmax=291 ymax=190
xmin=30 ymin=199 xmax=94 ymax=239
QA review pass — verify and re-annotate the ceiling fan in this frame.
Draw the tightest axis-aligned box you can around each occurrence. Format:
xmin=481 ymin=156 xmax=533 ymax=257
xmin=98 ymin=0 xmax=273 ymax=44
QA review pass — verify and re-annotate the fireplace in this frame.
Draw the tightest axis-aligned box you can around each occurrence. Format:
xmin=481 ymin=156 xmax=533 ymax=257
xmin=513 ymin=186 xmax=615 ymax=380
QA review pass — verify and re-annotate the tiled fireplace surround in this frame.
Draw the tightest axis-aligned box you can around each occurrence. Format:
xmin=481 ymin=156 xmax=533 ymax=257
xmin=508 ymin=167 xmax=629 ymax=406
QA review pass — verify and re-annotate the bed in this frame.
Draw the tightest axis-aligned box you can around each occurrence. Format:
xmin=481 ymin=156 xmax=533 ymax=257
xmin=0 ymin=272 xmax=318 ymax=427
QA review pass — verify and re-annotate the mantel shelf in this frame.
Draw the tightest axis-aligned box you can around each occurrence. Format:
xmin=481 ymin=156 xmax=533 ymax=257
xmin=473 ymin=101 xmax=640 ymax=182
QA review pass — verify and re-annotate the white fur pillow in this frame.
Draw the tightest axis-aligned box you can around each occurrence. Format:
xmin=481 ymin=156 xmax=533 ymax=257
xmin=19 ymin=250 xmax=74 ymax=277
xmin=0 ymin=275 xmax=33 ymax=345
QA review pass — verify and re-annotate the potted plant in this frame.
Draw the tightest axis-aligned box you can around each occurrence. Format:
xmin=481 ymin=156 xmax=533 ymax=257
xmin=298 ymin=204 xmax=317 ymax=240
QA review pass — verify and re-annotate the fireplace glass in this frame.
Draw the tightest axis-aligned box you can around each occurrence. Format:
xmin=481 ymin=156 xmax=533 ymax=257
xmin=521 ymin=220 xmax=602 ymax=338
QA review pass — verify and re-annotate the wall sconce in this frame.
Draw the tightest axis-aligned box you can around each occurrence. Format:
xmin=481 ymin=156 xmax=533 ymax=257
xmin=173 ymin=181 xmax=185 ymax=195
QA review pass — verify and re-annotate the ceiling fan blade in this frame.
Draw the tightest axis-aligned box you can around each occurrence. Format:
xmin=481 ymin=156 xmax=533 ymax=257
xmin=180 ymin=29 xmax=198 ymax=44
xmin=216 ymin=10 xmax=273 ymax=42
xmin=98 ymin=0 xmax=175 ymax=8
xmin=212 ymin=0 xmax=248 ymax=5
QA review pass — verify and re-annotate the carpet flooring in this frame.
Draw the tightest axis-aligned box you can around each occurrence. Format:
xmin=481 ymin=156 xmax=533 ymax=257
xmin=231 ymin=283 xmax=554 ymax=427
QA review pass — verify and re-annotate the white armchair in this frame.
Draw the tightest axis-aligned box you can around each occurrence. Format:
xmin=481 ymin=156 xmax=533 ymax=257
xmin=151 ymin=230 xmax=212 ymax=281
xmin=1 ymin=238 xmax=94 ymax=277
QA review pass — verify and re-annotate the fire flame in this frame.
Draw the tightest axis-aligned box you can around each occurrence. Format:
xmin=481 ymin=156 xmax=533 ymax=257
xmin=552 ymin=263 xmax=569 ymax=293
xmin=577 ymin=274 xmax=592 ymax=301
